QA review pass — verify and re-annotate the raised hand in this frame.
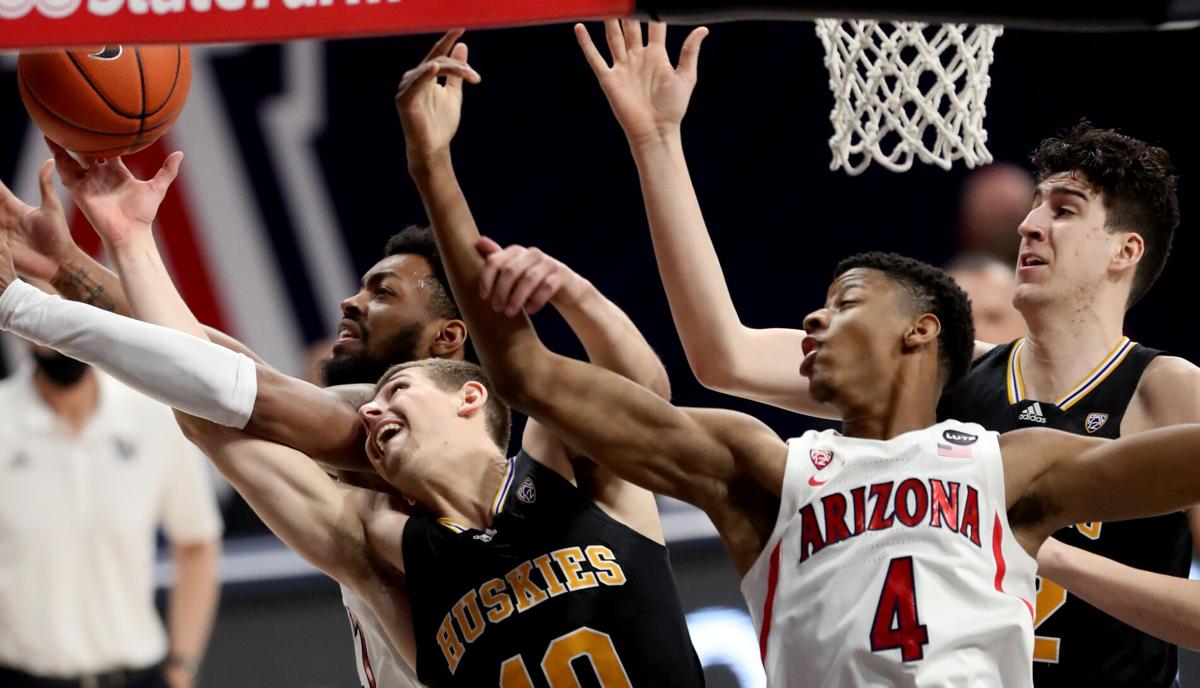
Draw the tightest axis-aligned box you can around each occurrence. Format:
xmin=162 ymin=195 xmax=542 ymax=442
xmin=395 ymin=30 xmax=482 ymax=163
xmin=476 ymin=236 xmax=589 ymax=317
xmin=0 ymin=159 xmax=77 ymax=282
xmin=47 ymin=138 xmax=182 ymax=248
xmin=575 ymin=19 xmax=708 ymax=146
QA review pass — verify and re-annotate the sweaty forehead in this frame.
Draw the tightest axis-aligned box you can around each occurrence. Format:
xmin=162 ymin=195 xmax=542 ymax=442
xmin=362 ymin=253 xmax=434 ymax=286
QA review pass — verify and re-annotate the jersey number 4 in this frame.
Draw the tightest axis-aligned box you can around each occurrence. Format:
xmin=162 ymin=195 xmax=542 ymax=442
xmin=870 ymin=557 xmax=930 ymax=662
xmin=500 ymin=627 xmax=632 ymax=687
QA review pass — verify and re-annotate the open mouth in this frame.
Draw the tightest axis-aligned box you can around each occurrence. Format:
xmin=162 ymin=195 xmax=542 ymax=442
xmin=801 ymin=336 xmax=819 ymax=357
xmin=336 ymin=319 xmax=363 ymax=343
xmin=1019 ymin=254 xmax=1047 ymax=268
xmin=800 ymin=337 xmax=820 ymax=377
xmin=373 ymin=421 xmax=404 ymax=456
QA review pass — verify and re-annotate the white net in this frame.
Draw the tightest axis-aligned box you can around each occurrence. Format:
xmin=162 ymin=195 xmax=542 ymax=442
xmin=814 ymin=19 xmax=1003 ymax=175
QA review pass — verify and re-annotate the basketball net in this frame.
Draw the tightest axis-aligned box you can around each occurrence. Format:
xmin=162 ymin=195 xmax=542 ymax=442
xmin=814 ymin=19 xmax=1003 ymax=175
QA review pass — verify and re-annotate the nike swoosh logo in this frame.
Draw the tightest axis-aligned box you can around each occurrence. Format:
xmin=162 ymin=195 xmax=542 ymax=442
xmin=808 ymin=476 xmax=828 ymax=487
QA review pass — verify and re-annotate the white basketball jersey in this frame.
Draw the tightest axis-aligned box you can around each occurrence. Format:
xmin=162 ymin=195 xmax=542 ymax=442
xmin=341 ymin=584 xmax=424 ymax=688
xmin=742 ymin=421 xmax=1037 ymax=687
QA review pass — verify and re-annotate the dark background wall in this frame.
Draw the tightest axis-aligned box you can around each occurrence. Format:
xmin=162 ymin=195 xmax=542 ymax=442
xmin=4 ymin=16 xmax=1199 ymax=687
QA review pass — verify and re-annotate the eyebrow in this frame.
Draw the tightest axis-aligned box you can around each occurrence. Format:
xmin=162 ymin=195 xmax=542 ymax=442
xmin=1040 ymin=184 xmax=1091 ymax=203
xmin=825 ymin=276 xmax=867 ymax=301
xmin=361 ymin=270 xmax=400 ymax=289
xmin=374 ymin=371 xmax=411 ymax=395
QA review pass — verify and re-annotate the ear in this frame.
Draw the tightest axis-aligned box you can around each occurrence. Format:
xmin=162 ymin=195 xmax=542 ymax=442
xmin=430 ymin=319 xmax=468 ymax=359
xmin=457 ymin=380 xmax=489 ymax=418
xmin=903 ymin=313 xmax=942 ymax=351
xmin=1111 ymin=231 xmax=1144 ymax=278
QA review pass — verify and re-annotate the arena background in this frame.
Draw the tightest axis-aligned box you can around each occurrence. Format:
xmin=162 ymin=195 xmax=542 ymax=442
xmin=1 ymin=19 xmax=1199 ymax=686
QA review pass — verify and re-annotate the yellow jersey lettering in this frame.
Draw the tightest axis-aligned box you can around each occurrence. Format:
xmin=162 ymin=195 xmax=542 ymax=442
xmin=480 ymin=577 xmax=515 ymax=624
xmin=436 ymin=614 xmax=465 ymax=674
xmin=533 ymin=554 xmax=568 ymax=596
xmin=552 ymin=547 xmax=598 ymax=591
xmin=451 ymin=589 xmax=487 ymax=644
xmin=506 ymin=560 xmax=550 ymax=612
xmin=585 ymin=546 xmax=627 ymax=586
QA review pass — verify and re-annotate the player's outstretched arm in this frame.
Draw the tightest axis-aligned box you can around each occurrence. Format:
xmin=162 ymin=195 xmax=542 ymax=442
xmin=2 ymin=157 xmax=275 ymax=365
xmin=1003 ymin=425 xmax=1200 ymax=550
xmin=479 ymin=237 xmax=672 ymax=540
xmin=1 ymin=159 xmax=133 ymax=314
xmin=1025 ymin=357 xmax=1200 ymax=650
xmin=477 ymin=236 xmax=670 ymax=400
xmin=182 ymin=421 xmax=397 ymax=582
xmin=398 ymin=34 xmax=787 ymax=570
xmin=48 ymin=140 xmax=203 ymax=337
xmin=576 ymin=20 xmax=835 ymax=418
xmin=1037 ymin=538 xmax=1200 ymax=650
xmin=46 ymin=143 xmax=372 ymax=468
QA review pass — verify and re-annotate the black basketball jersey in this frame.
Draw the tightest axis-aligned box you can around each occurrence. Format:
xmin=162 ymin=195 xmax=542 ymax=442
xmin=402 ymin=451 xmax=705 ymax=687
xmin=938 ymin=337 xmax=1192 ymax=687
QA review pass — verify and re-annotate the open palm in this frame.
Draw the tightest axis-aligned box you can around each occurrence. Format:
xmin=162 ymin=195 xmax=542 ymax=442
xmin=576 ymin=19 xmax=708 ymax=145
xmin=48 ymin=138 xmax=181 ymax=248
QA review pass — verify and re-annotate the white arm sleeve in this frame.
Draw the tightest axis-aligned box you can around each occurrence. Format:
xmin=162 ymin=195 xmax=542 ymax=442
xmin=0 ymin=279 xmax=257 ymax=428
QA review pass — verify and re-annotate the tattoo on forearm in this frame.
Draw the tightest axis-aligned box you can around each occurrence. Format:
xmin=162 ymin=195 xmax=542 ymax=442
xmin=53 ymin=266 xmax=120 ymax=313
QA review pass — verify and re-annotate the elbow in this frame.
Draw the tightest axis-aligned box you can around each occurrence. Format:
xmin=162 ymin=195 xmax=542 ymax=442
xmin=647 ymin=367 xmax=672 ymax=402
xmin=176 ymin=412 xmax=207 ymax=446
xmin=485 ymin=348 xmax=554 ymax=412
xmin=483 ymin=353 xmax=527 ymax=404
xmin=690 ymin=355 xmax=738 ymax=394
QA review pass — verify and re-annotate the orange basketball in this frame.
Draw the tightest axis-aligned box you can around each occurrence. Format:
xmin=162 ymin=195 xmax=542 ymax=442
xmin=17 ymin=45 xmax=191 ymax=159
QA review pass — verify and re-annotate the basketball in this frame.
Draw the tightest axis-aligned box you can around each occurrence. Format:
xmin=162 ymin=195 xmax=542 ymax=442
xmin=17 ymin=45 xmax=191 ymax=159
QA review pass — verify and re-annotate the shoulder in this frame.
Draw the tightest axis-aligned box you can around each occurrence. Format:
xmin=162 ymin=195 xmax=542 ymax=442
xmin=998 ymin=426 xmax=1102 ymax=457
xmin=974 ymin=340 xmax=998 ymax=359
xmin=1138 ymin=354 xmax=1200 ymax=387
xmin=685 ymin=407 xmax=788 ymax=495
xmin=327 ymin=383 xmax=376 ymax=409
xmin=1134 ymin=355 xmax=1200 ymax=426
xmin=358 ymin=489 xmax=412 ymax=575
xmin=519 ymin=419 xmax=576 ymax=484
xmin=687 ymin=407 xmax=784 ymax=456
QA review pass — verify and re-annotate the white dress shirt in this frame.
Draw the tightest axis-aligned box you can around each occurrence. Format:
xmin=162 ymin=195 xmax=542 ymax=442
xmin=0 ymin=368 xmax=222 ymax=677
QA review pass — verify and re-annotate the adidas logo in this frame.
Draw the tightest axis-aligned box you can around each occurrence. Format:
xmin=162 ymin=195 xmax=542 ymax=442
xmin=1018 ymin=402 xmax=1047 ymax=424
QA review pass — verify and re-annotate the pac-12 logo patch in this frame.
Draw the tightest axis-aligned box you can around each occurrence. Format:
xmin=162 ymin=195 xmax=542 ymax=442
xmin=942 ymin=429 xmax=978 ymax=446
xmin=810 ymin=449 xmax=833 ymax=470
xmin=1085 ymin=413 xmax=1109 ymax=434
xmin=517 ymin=476 xmax=537 ymax=504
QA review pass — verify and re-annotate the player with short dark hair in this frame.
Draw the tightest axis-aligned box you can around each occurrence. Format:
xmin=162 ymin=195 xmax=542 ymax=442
xmin=570 ymin=16 xmax=1200 ymax=683
xmin=401 ymin=25 xmax=1200 ymax=686
xmin=939 ymin=121 xmax=1197 ymax=686
xmin=1 ymin=102 xmax=695 ymax=685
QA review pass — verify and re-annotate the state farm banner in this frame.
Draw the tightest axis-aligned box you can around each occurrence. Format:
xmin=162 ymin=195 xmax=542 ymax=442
xmin=0 ymin=0 xmax=631 ymax=48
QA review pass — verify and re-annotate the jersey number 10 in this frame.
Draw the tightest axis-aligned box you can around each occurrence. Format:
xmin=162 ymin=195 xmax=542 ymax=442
xmin=500 ymin=627 xmax=632 ymax=687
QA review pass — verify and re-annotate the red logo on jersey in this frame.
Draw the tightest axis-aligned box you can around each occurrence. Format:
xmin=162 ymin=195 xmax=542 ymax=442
xmin=808 ymin=476 xmax=829 ymax=487
xmin=810 ymin=449 xmax=834 ymax=470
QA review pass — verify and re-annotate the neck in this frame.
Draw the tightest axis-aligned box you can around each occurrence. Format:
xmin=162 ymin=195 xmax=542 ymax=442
xmin=1017 ymin=292 xmax=1126 ymax=399
xmin=33 ymin=370 xmax=100 ymax=435
xmin=839 ymin=361 xmax=941 ymax=441
xmin=407 ymin=441 xmax=510 ymax=531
